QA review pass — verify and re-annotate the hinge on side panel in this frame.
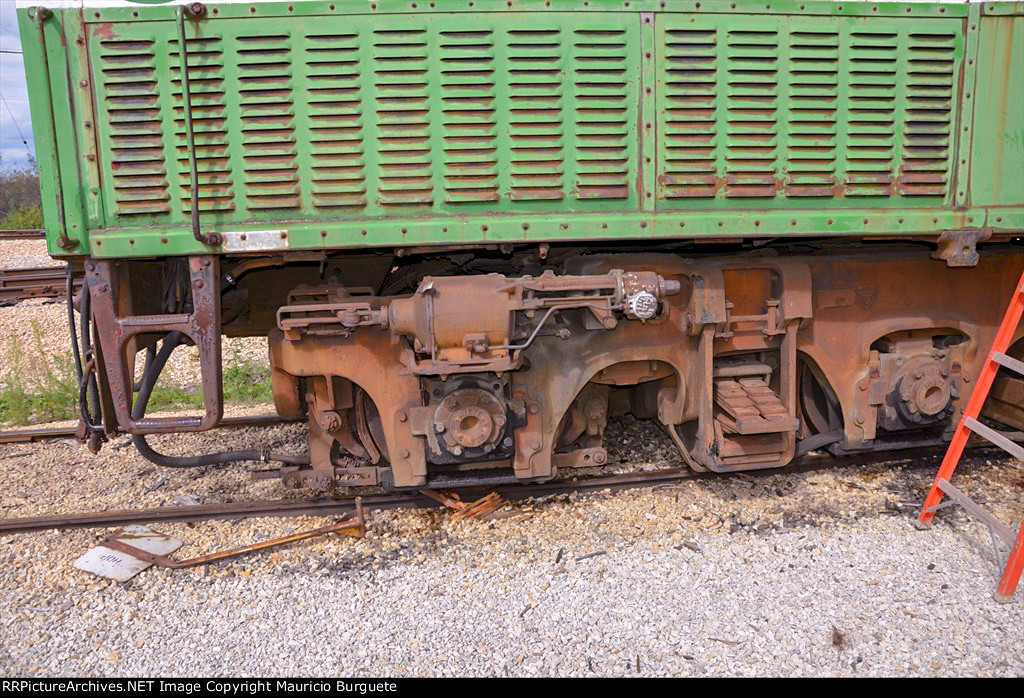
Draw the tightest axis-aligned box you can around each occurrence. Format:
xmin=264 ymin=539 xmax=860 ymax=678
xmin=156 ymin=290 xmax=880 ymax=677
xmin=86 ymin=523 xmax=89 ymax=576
xmin=932 ymin=229 xmax=991 ymax=268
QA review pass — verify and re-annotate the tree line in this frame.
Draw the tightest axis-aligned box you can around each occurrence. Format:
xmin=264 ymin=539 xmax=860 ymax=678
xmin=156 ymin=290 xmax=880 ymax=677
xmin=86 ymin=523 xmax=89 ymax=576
xmin=0 ymin=156 xmax=44 ymax=230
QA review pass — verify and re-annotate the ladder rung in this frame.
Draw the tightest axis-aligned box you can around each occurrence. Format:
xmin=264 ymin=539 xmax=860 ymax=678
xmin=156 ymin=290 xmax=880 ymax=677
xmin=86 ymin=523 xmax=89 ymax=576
xmin=935 ymin=479 xmax=1017 ymax=545
xmin=964 ymin=417 xmax=1024 ymax=460
xmin=992 ymin=351 xmax=1024 ymax=377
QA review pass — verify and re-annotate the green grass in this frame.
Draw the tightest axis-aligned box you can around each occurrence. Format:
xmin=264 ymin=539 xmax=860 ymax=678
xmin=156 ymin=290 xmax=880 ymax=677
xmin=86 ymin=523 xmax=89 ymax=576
xmin=0 ymin=332 xmax=274 ymax=427
xmin=0 ymin=323 xmax=79 ymax=425
xmin=222 ymin=348 xmax=273 ymax=404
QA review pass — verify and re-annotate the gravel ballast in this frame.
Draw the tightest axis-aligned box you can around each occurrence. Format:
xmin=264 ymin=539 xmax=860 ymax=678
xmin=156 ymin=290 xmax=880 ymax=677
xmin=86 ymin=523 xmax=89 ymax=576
xmin=1 ymin=418 xmax=1021 ymax=677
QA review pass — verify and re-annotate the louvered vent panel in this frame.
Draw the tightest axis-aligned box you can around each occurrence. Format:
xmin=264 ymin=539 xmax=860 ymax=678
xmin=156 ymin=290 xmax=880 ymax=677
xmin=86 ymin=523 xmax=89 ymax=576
xmin=508 ymin=28 xmax=566 ymax=200
xmin=98 ymin=39 xmax=171 ymax=215
xmin=900 ymin=31 xmax=957 ymax=196
xmin=785 ymin=31 xmax=839 ymax=197
xmin=724 ymin=29 xmax=780 ymax=198
xmin=439 ymin=30 xmax=499 ymax=203
xmin=305 ymin=32 xmax=366 ymax=209
xmin=170 ymin=36 xmax=234 ymax=214
xmin=662 ymin=27 xmax=719 ymax=199
xmin=373 ymin=29 xmax=433 ymax=207
xmin=656 ymin=15 xmax=963 ymax=208
xmin=94 ymin=13 xmax=641 ymax=228
xmin=573 ymin=28 xmax=631 ymax=200
xmin=236 ymin=34 xmax=300 ymax=211
xmin=846 ymin=31 xmax=898 ymax=196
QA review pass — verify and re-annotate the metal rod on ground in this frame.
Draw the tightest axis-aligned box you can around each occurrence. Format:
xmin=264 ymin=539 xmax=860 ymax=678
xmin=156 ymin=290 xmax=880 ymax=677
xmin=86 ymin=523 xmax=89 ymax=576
xmin=102 ymin=498 xmax=366 ymax=569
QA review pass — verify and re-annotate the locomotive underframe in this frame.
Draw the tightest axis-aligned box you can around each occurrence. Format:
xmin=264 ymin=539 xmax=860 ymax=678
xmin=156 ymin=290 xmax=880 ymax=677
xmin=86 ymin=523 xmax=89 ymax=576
xmin=82 ymin=244 xmax=1024 ymax=489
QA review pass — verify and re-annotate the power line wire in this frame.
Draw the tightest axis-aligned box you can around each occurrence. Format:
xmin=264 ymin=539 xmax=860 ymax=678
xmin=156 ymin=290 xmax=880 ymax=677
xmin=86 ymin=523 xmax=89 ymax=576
xmin=1 ymin=93 xmax=33 ymax=159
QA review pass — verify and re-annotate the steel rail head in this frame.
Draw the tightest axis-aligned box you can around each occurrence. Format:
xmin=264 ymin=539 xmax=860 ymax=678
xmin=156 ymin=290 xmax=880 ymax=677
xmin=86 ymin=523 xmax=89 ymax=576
xmin=0 ymin=443 xmax=985 ymax=538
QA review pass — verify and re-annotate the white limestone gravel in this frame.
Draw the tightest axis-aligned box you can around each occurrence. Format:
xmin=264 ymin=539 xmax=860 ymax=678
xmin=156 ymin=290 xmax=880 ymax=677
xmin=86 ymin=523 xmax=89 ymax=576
xmin=0 ymin=417 xmax=1021 ymax=677
xmin=1 ymin=239 xmax=55 ymax=270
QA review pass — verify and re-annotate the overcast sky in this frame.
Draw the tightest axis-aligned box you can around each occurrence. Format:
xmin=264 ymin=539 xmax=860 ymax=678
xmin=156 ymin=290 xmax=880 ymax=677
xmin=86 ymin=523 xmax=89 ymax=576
xmin=0 ymin=0 xmax=35 ymax=168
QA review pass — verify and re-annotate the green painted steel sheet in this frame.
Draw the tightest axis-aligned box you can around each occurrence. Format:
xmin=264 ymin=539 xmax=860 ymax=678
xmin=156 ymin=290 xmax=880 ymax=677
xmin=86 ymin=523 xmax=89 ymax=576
xmin=15 ymin=1 xmax=1024 ymax=258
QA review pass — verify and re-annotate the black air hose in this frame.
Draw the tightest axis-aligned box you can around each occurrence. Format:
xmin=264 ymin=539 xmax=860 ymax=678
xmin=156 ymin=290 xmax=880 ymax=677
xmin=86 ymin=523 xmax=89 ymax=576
xmin=131 ymin=331 xmax=308 ymax=468
xmin=67 ymin=266 xmax=83 ymax=384
xmin=69 ymin=271 xmax=103 ymax=432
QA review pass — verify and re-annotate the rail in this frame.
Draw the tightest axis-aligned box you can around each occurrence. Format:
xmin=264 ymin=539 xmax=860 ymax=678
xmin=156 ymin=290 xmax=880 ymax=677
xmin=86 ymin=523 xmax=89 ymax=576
xmin=0 ymin=445 xmax=980 ymax=536
xmin=0 ymin=229 xmax=45 ymax=241
xmin=0 ymin=265 xmax=79 ymax=304
xmin=0 ymin=414 xmax=289 ymax=445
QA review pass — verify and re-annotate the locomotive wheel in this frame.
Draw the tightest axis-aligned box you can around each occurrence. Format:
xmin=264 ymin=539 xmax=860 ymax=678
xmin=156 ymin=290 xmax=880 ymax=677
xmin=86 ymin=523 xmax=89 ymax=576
xmin=354 ymin=387 xmax=389 ymax=463
xmin=798 ymin=360 xmax=844 ymax=454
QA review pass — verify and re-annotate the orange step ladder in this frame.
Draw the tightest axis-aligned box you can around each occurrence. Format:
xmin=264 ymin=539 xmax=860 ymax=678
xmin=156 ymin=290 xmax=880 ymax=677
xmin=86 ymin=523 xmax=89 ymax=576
xmin=918 ymin=270 xmax=1024 ymax=603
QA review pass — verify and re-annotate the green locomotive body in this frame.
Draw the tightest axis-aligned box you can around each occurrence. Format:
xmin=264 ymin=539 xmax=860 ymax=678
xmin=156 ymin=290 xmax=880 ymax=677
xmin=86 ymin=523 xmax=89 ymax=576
xmin=17 ymin=0 xmax=1024 ymax=257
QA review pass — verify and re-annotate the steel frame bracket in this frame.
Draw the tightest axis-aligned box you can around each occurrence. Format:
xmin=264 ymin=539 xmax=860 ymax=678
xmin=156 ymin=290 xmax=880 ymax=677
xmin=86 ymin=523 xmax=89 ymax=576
xmin=932 ymin=229 xmax=992 ymax=268
xmin=86 ymin=255 xmax=223 ymax=433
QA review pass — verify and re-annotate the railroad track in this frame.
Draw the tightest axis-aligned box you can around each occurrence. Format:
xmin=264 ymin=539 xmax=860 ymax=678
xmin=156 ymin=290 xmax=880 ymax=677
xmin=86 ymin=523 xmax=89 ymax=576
xmin=0 ymin=445 xmax=967 ymax=536
xmin=0 ymin=413 xmax=289 ymax=445
xmin=0 ymin=265 xmax=79 ymax=304
xmin=0 ymin=229 xmax=45 ymax=241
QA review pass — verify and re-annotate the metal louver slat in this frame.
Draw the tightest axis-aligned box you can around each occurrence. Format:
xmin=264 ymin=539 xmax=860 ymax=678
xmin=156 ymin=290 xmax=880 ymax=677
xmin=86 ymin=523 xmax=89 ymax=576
xmin=786 ymin=28 xmax=839 ymax=198
xmin=661 ymin=26 xmax=720 ymax=199
xmin=724 ymin=28 xmax=780 ymax=198
xmin=99 ymin=39 xmax=171 ymax=216
xmin=846 ymin=30 xmax=898 ymax=196
xmin=440 ymin=28 xmax=499 ymax=203
xmin=573 ymin=27 xmax=632 ymax=200
xmin=305 ymin=31 xmax=367 ymax=210
xmin=374 ymin=28 xmax=433 ymax=207
xmin=899 ymin=31 xmax=957 ymax=196
xmin=508 ymin=27 xmax=566 ymax=201
xmin=236 ymin=33 xmax=300 ymax=212
xmin=170 ymin=34 xmax=234 ymax=214
xmin=655 ymin=12 xmax=963 ymax=208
